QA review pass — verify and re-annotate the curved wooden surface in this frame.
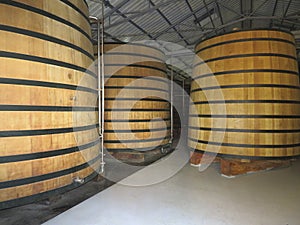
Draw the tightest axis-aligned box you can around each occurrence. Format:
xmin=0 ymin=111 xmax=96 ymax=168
xmin=96 ymin=43 xmax=170 ymax=154
xmin=189 ymin=30 xmax=300 ymax=158
xmin=0 ymin=0 xmax=99 ymax=209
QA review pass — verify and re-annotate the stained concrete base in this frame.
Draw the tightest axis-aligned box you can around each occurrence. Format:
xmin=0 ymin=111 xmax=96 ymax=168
xmin=44 ymin=160 xmax=300 ymax=225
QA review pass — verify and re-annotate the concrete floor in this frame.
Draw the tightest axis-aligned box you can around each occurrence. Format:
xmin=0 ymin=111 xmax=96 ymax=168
xmin=0 ymin=178 xmax=114 ymax=225
xmin=44 ymin=159 xmax=300 ymax=225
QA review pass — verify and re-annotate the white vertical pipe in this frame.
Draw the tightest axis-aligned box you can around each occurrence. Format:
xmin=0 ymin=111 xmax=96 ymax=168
xmin=170 ymin=66 xmax=174 ymax=144
xmin=100 ymin=1 xmax=105 ymax=173
xmin=89 ymin=15 xmax=105 ymax=173
xmin=182 ymin=80 xmax=185 ymax=119
xmin=97 ymin=19 xmax=102 ymax=137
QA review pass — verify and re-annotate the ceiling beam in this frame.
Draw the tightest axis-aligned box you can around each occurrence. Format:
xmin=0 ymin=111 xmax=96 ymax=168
xmin=249 ymin=0 xmax=269 ymax=17
xmin=203 ymin=0 xmax=217 ymax=35
xmin=215 ymin=0 xmax=226 ymax=33
xmin=148 ymin=0 xmax=190 ymax=45
xmin=96 ymin=28 xmax=210 ymax=38
xmin=241 ymin=0 xmax=260 ymax=29
xmin=184 ymin=0 xmax=204 ymax=31
xmin=280 ymin=0 xmax=293 ymax=26
xmin=102 ymin=0 xmax=130 ymax=19
xmin=217 ymin=0 xmax=244 ymax=17
xmin=103 ymin=1 xmax=192 ymax=77
xmin=250 ymin=0 xmax=253 ymax=28
xmin=104 ymin=1 xmax=154 ymax=39
xmin=152 ymin=4 xmax=210 ymax=39
xmin=270 ymin=0 xmax=279 ymax=28
xmin=240 ymin=0 xmax=244 ymax=29
xmin=104 ymin=0 xmax=180 ymax=30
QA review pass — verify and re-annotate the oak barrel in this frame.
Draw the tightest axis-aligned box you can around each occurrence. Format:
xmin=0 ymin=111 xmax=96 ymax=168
xmin=189 ymin=29 xmax=300 ymax=158
xmin=95 ymin=43 xmax=170 ymax=163
xmin=0 ymin=0 xmax=99 ymax=209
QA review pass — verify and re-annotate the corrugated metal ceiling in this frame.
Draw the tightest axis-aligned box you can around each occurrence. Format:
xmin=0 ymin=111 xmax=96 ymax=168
xmin=87 ymin=0 xmax=300 ymax=42
xmin=87 ymin=0 xmax=300 ymax=77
